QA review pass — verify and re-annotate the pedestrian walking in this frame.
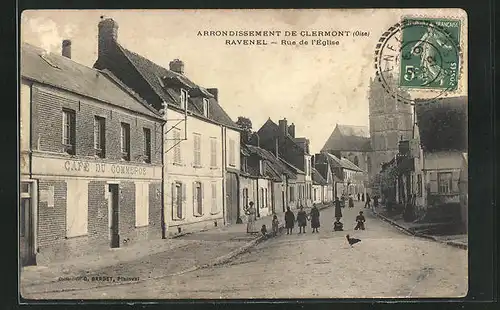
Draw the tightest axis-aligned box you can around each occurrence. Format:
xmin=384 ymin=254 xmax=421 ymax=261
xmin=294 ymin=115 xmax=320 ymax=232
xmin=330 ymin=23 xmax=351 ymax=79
xmin=334 ymin=217 xmax=344 ymax=231
xmin=297 ymin=206 xmax=308 ymax=234
xmin=310 ymin=204 xmax=320 ymax=233
xmin=272 ymin=214 xmax=280 ymax=236
xmin=354 ymin=211 xmax=366 ymax=230
xmin=284 ymin=207 xmax=295 ymax=235
xmin=357 ymin=193 xmax=360 ymax=201
xmin=244 ymin=201 xmax=257 ymax=234
xmin=362 ymin=193 xmax=365 ymax=202
xmin=365 ymin=194 xmax=371 ymax=209
xmin=334 ymin=196 xmax=343 ymax=219
xmin=348 ymin=194 xmax=354 ymax=208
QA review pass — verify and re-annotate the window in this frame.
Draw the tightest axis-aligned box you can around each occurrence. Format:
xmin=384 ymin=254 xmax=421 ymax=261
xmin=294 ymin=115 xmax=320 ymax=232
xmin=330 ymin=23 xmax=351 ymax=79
xmin=314 ymin=188 xmax=317 ymax=200
xmin=180 ymin=89 xmax=188 ymax=110
xmin=94 ymin=116 xmax=106 ymax=158
xmin=173 ymin=128 xmax=182 ymax=164
xmin=289 ymin=186 xmax=295 ymax=201
xmin=143 ymin=128 xmax=151 ymax=163
xmin=211 ymin=182 xmax=218 ymax=214
xmin=203 ymin=98 xmax=209 ymax=117
xmin=242 ymin=188 xmax=249 ymax=209
xmin=438 ymin=172 xmax=452 ymax=194
xmin=265 ymin=188 xmax=268 ymax=208
xmin=172 ymin=182 xmax=184 ymax=219
xmin=62 ymin=109 xmax=76 ymax=154
xmin=66 ymin=180 xmax=88 ymax=237
xmin=210 ymin=138 xmax=217 ymax=168
xmin=260 ymin=188 xmax=265 ymax=208
xmin=229 ymin=139 xmax=235 ymax=166
xmin=135 ymin=182 xmax=149 ymax=227
xmin=193 ymin=133 xmax=201 ymax=167
xmin=193 ymin=182 xmax=203 ymax=216
xmin=417 ymin=174 xmax=422 ymax=197
xmin=120 ymin=123 xmax=130 ymax=161
xmin=353 ymin=156 xmax=359 ymax=167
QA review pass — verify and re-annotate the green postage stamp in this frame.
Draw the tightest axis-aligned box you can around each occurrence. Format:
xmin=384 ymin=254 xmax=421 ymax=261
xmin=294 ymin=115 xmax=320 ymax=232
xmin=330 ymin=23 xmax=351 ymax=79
xmin=399 ymin=18 xmax=461 ymax=91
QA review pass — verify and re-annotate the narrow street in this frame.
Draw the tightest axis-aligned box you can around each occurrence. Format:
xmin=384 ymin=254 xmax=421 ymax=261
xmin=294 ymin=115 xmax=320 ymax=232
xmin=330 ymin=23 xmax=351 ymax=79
xmin=24 ymin=201 xmax=468 ymax=299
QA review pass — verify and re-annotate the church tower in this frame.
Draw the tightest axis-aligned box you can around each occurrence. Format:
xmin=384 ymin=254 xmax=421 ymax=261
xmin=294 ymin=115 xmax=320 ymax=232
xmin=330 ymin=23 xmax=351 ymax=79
xmin=368 ymin=76 xmax=413 ymax=179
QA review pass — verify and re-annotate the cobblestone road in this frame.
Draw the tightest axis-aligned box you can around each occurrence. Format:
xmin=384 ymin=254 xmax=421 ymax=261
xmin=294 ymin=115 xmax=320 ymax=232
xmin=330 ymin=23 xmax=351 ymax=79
xmin=24 ymin=201 xmax=468 ymax=299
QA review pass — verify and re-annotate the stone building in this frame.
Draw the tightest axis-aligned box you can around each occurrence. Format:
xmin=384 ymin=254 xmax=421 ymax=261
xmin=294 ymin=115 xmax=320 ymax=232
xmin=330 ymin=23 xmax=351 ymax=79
xmin=20 ymin=41 xmax=164 ymax=266
xmin=368 ymin=77 xmax=413 ymax=180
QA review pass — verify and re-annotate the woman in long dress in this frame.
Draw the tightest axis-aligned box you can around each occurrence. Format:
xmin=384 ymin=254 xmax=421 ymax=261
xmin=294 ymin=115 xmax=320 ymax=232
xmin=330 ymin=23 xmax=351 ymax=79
xmin=245 ymin=201 xmax=256 ymax=233
xmin=297 ymin=207 xmax=308 ymax=234
xmin=310 ymin=204 xmax=320 ymax=233
xmin=284 ymin=207 xmax=295 ymax=235
xmin=334 ymin=197 xmax=343 ymax=219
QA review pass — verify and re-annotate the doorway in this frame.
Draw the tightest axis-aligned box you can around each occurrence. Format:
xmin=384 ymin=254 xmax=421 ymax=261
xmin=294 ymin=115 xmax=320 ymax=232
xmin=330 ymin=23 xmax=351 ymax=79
xmin=20 ymin=182 xmax=36 ymax=266
xmin=108 ymin=184 xmax=120 ymax=248
xmin=282 ymin=191 xmax=286 ymax=212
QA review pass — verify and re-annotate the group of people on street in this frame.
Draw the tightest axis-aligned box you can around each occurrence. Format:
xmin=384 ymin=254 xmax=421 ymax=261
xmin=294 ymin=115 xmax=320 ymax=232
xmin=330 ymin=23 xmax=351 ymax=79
xmin=284 ymin=205 xmax=321 ymax=234
xmin=244 ymin=194 xmax=369 ymax=236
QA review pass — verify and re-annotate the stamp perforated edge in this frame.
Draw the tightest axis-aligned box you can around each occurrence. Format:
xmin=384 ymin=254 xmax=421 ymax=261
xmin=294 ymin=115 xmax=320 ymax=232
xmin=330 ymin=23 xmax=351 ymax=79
xmin=374 ymin=13 xmax=467 ymax=105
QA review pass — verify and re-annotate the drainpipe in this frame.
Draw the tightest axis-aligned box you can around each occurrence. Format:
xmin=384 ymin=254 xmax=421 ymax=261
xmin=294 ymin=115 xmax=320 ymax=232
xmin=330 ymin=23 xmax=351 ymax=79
xmin=221 ymin=126 xmax=227 ymax=225
xmin=161 ymin=102 xmax=168 ymax=239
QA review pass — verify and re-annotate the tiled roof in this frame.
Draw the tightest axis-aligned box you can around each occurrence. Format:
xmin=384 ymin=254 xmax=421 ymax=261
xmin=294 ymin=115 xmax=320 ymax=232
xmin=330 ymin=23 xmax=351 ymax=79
xmin=325 ymin=153 xmax=363 ymax=172
xmin=312 ymin=168 xmax=327 ymax=185
xmin=415 ymin=97 xmax=467 ymax=152
xmin=245 ymin=144 xmax=297 ymax=179
xmin=118 ymin=45 xmax=239 ymax=130
xmin=21 ymin=42 xmax=162 ymax=119
xmin=337 ymin=125 xmax=370 ymax=137
xmin=279 ymin=158 xmax=305 ymax=175
xmin=321 ymin=124 xmax=371 ymax=152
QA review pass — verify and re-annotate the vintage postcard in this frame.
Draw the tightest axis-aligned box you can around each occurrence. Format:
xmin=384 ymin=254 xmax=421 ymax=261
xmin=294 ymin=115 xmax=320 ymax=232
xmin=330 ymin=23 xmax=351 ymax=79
xmin=19 ymin=9 xmax=468 ymax=300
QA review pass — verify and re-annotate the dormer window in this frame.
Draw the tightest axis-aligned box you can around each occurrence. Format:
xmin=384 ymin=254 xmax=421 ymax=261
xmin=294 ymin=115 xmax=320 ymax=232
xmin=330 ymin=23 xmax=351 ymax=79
xmin=180 ymin=88 xmax=188 ymax=110
xmin=203 ymin=98 xmax=209 ymax=118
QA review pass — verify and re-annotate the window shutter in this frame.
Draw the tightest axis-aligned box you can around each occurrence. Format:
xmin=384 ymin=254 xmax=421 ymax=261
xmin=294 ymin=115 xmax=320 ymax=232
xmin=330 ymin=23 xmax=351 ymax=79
xmin=429 ymin=171 xmax=438 ymax=193
xmin=193 ymin=182 xmax=197 ymax=214
xmin=171 ymin=183 xmax=176 ymax=219
xmin=452 ymin=170 xmax=460 ymax=192
xmin=201 ymin=182 xmax=205 ymax=215
xmin=181 ymin=183 xmax=186 ymax=219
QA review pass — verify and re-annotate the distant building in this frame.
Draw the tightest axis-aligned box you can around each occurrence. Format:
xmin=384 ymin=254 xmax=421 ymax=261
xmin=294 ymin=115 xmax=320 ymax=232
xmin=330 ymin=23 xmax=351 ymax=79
xmin=255 ymin=118 xmax=313 ymax=208
xmin=368 ymin=77 xmax=413 ymax=180
xmin=311 ymin=168 xmax=328 ymax=204
xmin=20 ymin=41 xmax=164 ymax=266
xmin=411 ymin=97 xmax=467 ymax=222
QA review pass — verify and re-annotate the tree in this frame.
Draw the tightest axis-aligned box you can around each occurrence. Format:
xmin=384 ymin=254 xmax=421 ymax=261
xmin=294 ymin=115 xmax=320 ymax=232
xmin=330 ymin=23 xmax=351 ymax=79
xmin=236 ymin=116 xmax=253 ymax=144
xmin=236 ymin=116 xmax=252 ymax=131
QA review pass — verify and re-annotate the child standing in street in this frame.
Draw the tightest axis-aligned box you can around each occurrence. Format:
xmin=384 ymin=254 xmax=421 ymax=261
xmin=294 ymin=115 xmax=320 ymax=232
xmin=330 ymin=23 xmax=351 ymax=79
xmin=272 ymin=214 xmax=280 ymax=236
xmin=354 ymin=211 xmax=366 ymax=230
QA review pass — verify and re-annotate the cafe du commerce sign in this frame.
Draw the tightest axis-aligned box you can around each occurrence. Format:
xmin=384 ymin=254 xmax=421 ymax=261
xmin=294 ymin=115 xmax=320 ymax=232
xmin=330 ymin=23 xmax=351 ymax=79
xmin=31 ymin=155 xmax=162 ymax=180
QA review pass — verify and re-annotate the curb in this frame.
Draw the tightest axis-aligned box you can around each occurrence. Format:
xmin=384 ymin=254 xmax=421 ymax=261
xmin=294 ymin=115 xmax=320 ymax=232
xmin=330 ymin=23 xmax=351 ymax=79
xmin=23 ymin=225 xmax=282 ymax=295
xmin=24 ymin=205 xmax=333 ymax=294
xmin=372 ymin=210 xmax=467 ymax=250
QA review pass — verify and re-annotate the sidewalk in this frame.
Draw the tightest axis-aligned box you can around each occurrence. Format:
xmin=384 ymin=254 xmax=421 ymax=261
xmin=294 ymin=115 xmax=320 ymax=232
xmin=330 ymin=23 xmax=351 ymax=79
xmin=371 ymin=207 xmax=468 ymax=250
xmin=21 ymin=203 xmax=331 ymax=295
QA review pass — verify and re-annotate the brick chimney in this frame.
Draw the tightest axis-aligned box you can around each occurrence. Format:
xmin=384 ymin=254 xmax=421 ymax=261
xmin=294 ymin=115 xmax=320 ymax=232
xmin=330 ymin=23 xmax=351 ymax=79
xmin=62 ymin=40 xmax=71 ymax=59
xmin=98 ymin=17 xmax=119 ymax=59
xmin=207 ymin=88 xmax=218 ymax=101
xmin=288 ymin=123 xmax=295 ymax=138
xmin=169 ymin=59 xmax=185 ymax=75
xmin=278 ymin=118 xmax=288 ymax=137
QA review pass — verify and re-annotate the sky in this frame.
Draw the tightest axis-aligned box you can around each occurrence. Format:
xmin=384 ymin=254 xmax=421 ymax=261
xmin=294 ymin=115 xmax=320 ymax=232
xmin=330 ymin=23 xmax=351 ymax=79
xmin=20 ymin=9 xmax=467 ymax=154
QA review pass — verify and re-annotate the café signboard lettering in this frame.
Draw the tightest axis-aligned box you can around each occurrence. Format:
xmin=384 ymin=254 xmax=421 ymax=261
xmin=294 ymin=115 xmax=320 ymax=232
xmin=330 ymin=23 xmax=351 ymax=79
xmin=64 ymin=160 xmax=147 ymax=176
xmin=31 ymin=155 xmax=161 ymax=180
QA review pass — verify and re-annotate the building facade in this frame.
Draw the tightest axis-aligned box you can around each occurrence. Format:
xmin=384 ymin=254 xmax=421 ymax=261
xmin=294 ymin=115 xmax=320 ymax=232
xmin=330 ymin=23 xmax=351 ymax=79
xmin=93 ymin=17 xmax=241 ymax=232
xmin=368 ymin=77 xmax=413 ymax=180
xmin=20 ymin=42 xmax=164 ymax=266
xmin=256 ymin=118 xmax=313 ymax=208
